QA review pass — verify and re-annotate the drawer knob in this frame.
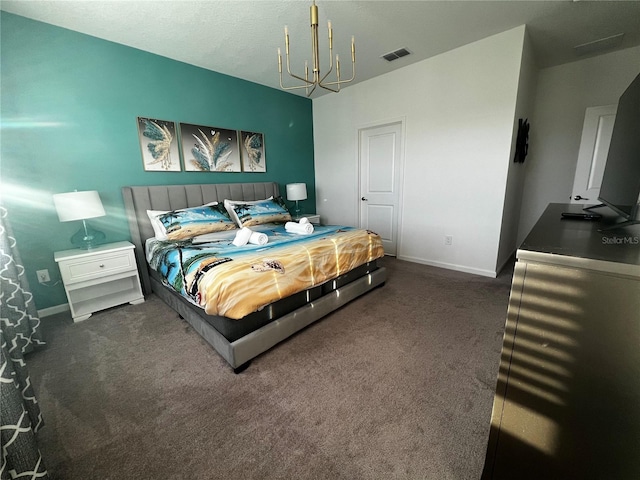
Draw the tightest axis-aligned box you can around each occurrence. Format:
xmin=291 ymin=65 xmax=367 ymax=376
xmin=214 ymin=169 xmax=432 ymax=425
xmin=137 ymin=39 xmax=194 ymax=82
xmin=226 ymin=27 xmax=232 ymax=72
xmin=99 ymin=264 xmax=105 ymax=268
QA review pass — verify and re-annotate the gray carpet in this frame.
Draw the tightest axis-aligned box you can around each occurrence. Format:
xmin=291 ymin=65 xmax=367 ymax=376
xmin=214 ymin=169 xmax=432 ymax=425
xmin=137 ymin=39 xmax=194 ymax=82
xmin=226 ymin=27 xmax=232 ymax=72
xmin=27 ymin=257 xmax=513 ymax=479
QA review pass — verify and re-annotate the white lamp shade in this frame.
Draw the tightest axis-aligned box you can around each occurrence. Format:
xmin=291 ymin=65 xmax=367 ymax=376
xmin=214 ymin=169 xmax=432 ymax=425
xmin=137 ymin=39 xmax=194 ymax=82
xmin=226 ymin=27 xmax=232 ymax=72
xmin=53 ymin=190 xmax=106 ymax=222
xmin=286 ymin=183 xmax=307 ymax=201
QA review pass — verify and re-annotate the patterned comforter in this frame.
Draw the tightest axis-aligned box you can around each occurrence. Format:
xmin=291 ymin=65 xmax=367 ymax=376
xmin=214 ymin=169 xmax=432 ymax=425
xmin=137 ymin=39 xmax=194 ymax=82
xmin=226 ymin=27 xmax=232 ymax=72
xmin=147 ymin=223 xmax=385 ymax=319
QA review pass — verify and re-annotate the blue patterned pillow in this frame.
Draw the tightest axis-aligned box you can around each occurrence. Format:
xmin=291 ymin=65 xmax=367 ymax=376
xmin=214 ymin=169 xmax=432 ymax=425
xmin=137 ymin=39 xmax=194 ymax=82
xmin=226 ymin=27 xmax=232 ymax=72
xmin=156 ymin=202 xmax=237 ymax=241
xmin=224 ymin=196 xmax=292 ymax=227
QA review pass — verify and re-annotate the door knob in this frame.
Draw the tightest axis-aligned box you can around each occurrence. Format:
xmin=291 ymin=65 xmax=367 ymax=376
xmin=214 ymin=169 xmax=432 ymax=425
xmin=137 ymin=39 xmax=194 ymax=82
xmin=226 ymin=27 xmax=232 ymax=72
xmin=361 ymin=197 xmax=368 ymax=201
xmin=574 ymin=195 xmax=589 ymax=201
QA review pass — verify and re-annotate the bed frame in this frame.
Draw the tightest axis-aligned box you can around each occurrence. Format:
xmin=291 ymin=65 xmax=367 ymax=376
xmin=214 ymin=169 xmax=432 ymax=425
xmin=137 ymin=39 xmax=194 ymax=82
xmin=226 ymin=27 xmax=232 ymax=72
xmin=122 ymin=182 xmax=386 ymax=372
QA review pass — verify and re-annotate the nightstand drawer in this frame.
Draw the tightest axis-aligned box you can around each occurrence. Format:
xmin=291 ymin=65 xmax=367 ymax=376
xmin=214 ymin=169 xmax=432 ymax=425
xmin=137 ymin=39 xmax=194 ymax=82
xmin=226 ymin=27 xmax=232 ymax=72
xmin=59 ymin=249 xmax=136 ymax=284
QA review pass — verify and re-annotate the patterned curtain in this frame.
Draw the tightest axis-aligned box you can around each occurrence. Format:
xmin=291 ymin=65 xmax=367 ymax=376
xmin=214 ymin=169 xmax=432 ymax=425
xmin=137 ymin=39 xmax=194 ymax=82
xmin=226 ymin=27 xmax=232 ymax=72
xmin=0 ymin=207 xmax=49 ymax=479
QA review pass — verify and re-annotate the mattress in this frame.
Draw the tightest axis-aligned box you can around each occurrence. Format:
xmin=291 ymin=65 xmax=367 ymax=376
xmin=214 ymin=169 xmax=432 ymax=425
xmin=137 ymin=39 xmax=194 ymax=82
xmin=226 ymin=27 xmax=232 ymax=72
xmin=149 ymin=260 xmax=379 ymax=342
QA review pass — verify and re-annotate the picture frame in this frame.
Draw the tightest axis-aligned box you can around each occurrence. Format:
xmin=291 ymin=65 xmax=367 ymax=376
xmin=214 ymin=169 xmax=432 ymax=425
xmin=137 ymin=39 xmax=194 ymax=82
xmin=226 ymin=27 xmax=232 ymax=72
xmin=137 ymin=117 xmax=181 ymax=172
xmin=180 ymin=123 xmax=242 ymax=172
xmin=240 ymin=131 xmax=266 ymax=172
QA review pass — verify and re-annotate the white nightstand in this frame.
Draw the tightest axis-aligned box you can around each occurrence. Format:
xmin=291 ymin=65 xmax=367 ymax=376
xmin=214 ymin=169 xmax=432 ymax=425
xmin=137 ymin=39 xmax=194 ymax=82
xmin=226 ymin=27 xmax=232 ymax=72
xmin=293 ymin=214 xmax=320 ymax=225
xmin=54 ymin=241 xmax=144 ymax=322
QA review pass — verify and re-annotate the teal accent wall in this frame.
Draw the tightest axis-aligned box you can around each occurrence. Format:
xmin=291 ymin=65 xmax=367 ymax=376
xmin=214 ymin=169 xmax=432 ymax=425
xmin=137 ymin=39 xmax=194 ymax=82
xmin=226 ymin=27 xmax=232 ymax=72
xmin=1 ymin=12 xmax=315 ymax=310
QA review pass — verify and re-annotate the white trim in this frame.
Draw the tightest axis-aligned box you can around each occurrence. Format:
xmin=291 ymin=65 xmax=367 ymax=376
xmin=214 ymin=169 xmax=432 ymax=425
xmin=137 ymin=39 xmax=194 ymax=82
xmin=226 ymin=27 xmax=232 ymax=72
xmin=38 ymin=303 xmax=70 ymax=317
xmin=397 ymin=255 xmax=497 ymax=278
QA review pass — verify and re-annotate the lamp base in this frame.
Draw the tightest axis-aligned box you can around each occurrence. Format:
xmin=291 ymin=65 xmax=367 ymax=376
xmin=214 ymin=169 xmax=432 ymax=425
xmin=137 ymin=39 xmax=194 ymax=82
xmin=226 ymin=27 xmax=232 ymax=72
xmin=71 ymin=221 xmax=105 ymax=250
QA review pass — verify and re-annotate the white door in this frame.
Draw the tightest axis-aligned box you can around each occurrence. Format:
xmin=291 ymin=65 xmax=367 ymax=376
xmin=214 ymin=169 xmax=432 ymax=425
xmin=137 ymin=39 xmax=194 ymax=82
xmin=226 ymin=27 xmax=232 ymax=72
xmin=570 ymin=105 xmax=617 ymax=204
xmin=359 ymin=122 xmax=403 ymax=255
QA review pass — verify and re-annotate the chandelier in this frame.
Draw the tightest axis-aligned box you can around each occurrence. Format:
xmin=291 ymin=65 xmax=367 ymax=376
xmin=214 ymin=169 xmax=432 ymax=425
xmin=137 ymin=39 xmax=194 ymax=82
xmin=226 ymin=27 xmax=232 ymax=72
xmin=277 ymin=1 xmax=355 ymax=96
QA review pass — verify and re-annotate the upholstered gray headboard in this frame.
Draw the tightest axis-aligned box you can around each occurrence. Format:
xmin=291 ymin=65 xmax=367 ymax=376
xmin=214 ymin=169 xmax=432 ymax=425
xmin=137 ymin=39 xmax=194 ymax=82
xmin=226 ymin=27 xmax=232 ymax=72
xmin=122 ymin=182 xmax=280 ymax=295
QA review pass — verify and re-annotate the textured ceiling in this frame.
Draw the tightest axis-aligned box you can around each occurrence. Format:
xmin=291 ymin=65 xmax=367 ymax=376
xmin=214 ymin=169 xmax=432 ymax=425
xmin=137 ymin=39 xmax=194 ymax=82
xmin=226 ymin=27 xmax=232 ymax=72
xmin=2 ymin=0 xmax=640 ymax=97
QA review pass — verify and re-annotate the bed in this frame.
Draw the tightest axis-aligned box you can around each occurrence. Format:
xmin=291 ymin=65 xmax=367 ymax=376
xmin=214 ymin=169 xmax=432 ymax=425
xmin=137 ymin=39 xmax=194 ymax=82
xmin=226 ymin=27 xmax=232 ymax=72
xmin=122 ymin=182 xmax=386 ymax=372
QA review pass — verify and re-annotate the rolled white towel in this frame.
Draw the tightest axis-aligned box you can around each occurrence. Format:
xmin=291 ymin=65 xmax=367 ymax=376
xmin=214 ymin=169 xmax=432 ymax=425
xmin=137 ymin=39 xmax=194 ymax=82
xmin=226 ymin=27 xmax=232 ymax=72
xmin=232 ymin=227 xmax=252 ymax=246
xmin=285 ymin=221 xmax=314 ymax=235
xmin=298 ymin=217 xmax=310 ymax=224
xmin=248 ymin=231 xmax=268 ymax=245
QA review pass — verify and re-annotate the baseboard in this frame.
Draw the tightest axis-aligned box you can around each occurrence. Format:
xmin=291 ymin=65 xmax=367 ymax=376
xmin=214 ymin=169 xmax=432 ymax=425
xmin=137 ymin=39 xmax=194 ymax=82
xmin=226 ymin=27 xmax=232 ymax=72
xmin=38 ymin=303 xmax=70 ymax=317
xmin=396 ymin=255 xmax=497 ymax=278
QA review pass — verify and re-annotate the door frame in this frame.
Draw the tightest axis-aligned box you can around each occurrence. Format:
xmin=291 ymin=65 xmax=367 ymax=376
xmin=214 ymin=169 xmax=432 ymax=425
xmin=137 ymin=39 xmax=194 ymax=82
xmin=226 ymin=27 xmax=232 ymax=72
xmin=571 ymin=104 xmax=617 ymax=204
xmin=356 ymin=116 xmax=406 ymax=256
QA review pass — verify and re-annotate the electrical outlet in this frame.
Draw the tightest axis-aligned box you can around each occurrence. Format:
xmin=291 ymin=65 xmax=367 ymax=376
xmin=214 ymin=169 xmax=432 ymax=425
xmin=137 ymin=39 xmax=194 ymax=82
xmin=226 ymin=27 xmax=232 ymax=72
xmin=36 ymin=269 xmax=50 ymax=283
xmin=445 ymin=235 xmax=453 ymax=246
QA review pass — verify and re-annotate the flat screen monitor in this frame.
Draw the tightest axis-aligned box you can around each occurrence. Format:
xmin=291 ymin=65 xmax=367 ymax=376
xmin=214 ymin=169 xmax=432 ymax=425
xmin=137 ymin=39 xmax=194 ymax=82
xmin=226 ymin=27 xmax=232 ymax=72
xmin=597 ymin=72 xmax=640 ymax=222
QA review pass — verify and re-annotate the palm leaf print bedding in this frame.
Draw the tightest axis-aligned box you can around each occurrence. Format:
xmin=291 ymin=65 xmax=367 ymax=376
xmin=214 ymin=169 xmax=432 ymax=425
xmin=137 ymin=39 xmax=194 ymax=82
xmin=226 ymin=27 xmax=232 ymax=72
xmin=147 ymin=223 xmax=384 ymax=319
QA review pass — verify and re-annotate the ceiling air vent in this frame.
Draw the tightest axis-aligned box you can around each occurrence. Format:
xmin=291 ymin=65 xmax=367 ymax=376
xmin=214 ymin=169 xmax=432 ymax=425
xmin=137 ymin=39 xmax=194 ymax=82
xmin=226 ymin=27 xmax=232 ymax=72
xmin=382 ymin=48 xmax=411 ymax=62
xmin=574 ymin=33 xmax=625 ymax=56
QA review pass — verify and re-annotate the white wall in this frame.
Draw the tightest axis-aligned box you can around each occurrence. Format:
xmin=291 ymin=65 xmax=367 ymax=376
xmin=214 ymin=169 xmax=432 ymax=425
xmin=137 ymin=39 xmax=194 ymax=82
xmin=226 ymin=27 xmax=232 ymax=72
xmin=314 ymin=26 xmax=526 ymax=277
xmin=517 ymin=46 xmax=640 ymax=243
xmin=496 ymin=27 xmax=537 ymax=271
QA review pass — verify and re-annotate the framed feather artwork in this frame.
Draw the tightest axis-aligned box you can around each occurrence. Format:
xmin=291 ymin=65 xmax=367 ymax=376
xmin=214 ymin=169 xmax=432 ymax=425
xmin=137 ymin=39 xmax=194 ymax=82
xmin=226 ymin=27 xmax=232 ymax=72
xmin=137 ymin=117 xmax=181 ymax=171
xmin=240 ymin=131 xmax=266 ymax=172
xmin=179 ymin=123 xmax=242 ymax=172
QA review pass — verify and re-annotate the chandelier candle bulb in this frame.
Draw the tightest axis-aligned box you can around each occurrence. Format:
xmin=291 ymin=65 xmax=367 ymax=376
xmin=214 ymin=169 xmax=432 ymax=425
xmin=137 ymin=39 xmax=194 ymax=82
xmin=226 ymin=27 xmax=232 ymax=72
xmin=305 ymin=60 xmax=309 ymax=95
xmin=284 ymin=26 xmax=290 ymax=55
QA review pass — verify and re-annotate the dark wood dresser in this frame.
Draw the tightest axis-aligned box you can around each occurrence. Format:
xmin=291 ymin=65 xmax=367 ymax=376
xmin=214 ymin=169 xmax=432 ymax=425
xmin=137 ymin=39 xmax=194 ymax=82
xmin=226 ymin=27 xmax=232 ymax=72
xmin=482 ymin=203 xmax=640 ymax=479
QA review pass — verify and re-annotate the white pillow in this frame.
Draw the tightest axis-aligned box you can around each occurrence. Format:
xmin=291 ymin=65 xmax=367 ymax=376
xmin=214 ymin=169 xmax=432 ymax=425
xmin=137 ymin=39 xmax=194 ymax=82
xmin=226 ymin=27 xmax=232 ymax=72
xmin=146 ymin=209 xmax=168 ymax=240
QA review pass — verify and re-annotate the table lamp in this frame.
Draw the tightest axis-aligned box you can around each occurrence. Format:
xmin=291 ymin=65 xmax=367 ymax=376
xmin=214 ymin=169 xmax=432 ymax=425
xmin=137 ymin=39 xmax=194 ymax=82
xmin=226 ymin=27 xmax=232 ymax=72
xmin=53 ymin=190 xmax=106 ymax=249
xmin=286 ymin=183 xmax=307 ymax=217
